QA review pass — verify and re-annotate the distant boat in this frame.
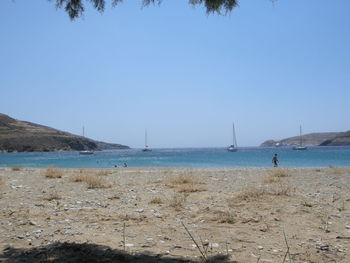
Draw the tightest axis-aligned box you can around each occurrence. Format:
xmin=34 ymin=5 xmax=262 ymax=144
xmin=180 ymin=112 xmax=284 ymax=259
xmin=142 ymin=129 xmax=152 ymax=152
xmin=227 ymin=123 xmax=238 ymax=152
xmin=79 ymin=126 xmax=94 ymax=155
xmin=79 ymin=150 xmax=94 ymax=155
xmin=293 ymin=125 xmax=308 ymax=150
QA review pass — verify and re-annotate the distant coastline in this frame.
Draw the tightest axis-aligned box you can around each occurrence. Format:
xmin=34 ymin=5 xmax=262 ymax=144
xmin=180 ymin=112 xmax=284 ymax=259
xmin=260 ymin=131 xmax=350 ymax=147
xmin=0 ymin=113 xmax=129 ymax=153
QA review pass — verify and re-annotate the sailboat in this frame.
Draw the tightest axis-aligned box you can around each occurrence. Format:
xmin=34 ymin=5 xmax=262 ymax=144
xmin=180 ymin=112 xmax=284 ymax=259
xmin=227 ymin=123 xmax=238 ymax=152
xmin=142 ymin=129 xmax=152 ymax=152
xmin=293 ymin=125 xmax=308 ymax=150
xmin=79 ymin=126 xmax=94 ymax=155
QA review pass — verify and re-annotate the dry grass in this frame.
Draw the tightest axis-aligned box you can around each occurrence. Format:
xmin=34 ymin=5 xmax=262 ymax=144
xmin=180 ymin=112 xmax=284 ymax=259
xmin=329 ymin=167 xmax=350 ymax=175
xmin=163 ymin=171 xmax=205 ymax=194
xmin=168 ymin=193 xmax=187 ymax=210
xmin=214 ymin=210 xmax=237 ymax=224
xmin=231 ymin=183 xmax=293 ymax=204
xmin=43 ymin=193 xmax=61 ymax=201
xmin=271 ymin=168 xmax=290 ymax=178
xmin=178 ymin=183 xmax=206 ymax=193
xmin=119 ymin=214 xmax=147 ymax=222
xmin=149 ymin=197 xmax=163 ymax=204
xmin=84 ymin=175 xmax=109 ymax=189
xmin=70 ymin=170 xmax=109 ymax=189
xmin=263 ymin=168 xmax=290 ymax=183
xmin=11 ymin=167 xmax=22 ymax=171
xmin=0 ymin=177 xmax=4 ymax=185
xmin=42 ymin=166 xmax=63 ymax=179
xmin=96 ymin=170 xmax=109 ymax=176
xmin=70 ymin=173 xmax=85 ymax=182
xmin=164 ymin=171 xmax=200 ymax=185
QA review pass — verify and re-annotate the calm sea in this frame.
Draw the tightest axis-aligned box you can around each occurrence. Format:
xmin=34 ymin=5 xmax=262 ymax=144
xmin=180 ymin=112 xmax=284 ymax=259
xmin=0 ymin=146 xmax=350 ymax=168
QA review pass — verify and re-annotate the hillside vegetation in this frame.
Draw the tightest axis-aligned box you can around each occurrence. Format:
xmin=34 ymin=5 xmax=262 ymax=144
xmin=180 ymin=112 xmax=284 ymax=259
xmin=261 ymin=131 xmax=350 ymax=147
xmin=0 ymin=113 xmax=129 ymax=152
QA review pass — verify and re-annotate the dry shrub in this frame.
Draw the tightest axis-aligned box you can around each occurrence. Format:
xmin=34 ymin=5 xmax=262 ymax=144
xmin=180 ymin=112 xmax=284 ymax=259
xmin=178 ymin=183 xmax=206 ymax=193
xmin=70 ymin=170 xmax=109 ymax=189
xmin=263 ymin=168 xmax=290 ymax=184
xmin=84 ymin=175 xmax=108 ymax=189
xmin=233 ymin=187 xmax=268 ymax=203
xmin=44 ymin=193 xmax=61 ymax=201
xmin=119 ymin=214 xmax=147 ymax=222
xmin=270 ymin=182 xmax=294 ymax=196
xmin=263 ymin=175 xmax=280 ymax=184
xmin=231 ymin=183 xmax=293 ymax=204
xmin=42 ymin=166 xmax=63 ymax=178
xmin=11 ymin=167 xmax=21 ymax=171
xmin=168 ymin=193 xmax=187 ymax=210
xmin=70 ymin=169 xmax=91 ymax=182
xmin=214 ymin=210 xmax=237 ymax=224
xmin=96 ymin=170 xmax=109 ymax=176
xmin=271 ymin=168 xmax=290 ymax=178
xmin=149 ymin=197 xmax=163 ymax=204
xmin=165 ymin=171 xmax=200 ymax=185
xmin=70 ymin=173 xmax=85 ymax=182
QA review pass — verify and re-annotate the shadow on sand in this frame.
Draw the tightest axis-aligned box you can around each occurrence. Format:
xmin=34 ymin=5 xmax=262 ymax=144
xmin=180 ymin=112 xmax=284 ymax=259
xmin=0 ymin=242 xmax=233 ymax=263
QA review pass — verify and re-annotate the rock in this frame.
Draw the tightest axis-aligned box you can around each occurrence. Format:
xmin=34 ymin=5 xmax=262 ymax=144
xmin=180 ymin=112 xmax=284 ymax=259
xmin=257 ymin=246 xmax=264 ymax=250
xmin=29 ymin=220 xmax=37 ymax=226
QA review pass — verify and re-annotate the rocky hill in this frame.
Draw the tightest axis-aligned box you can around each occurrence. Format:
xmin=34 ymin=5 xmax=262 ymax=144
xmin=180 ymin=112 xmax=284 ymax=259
xmin=319 ymin=131 xmax=350 ymax=146
xmin=0 ymin=113 xmax=129 ymax=152
xmin=260 ymin=131 xmax=349 ymax=147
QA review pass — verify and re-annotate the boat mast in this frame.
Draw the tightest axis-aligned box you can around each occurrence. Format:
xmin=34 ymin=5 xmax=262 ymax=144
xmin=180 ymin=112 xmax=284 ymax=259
xmin=145 ymin=129 xmax=148 ymax=148
xmin=233 ymin=123 xmax=237 ymax=147
xmin=82 ymin=126 xmax=85 ymax=137
xmin=300 ymin=125 xmax=303 ymax=147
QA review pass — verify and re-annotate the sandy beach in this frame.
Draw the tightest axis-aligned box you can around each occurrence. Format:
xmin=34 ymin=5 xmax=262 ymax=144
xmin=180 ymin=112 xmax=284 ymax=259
xmin=1 ymin=166 xmax=350 ymax=262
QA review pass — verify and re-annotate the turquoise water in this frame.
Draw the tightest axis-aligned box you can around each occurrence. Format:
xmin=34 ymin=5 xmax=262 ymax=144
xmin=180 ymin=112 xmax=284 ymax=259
xmin=0 ymin=146 xmax=349 ymax=168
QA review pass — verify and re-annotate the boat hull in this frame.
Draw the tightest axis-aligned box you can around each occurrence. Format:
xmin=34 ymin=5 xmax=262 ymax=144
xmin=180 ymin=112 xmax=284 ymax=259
xmin=227 ymin=146 xmax=238 ymax=152
xmin=293 ymin=146 xmax=308 ymax=150
xmin=79 ymin=151 xmax=94 ymax=155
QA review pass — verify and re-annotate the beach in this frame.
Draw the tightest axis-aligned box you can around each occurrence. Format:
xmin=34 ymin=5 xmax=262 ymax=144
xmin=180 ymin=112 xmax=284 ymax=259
xmin=1 ymin=166 xmax=350 ymax=262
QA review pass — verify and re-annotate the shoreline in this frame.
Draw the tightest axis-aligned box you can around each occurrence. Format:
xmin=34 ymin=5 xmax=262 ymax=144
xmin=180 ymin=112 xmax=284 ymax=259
xmin=1 ymin=167 xmax=350 ymax=262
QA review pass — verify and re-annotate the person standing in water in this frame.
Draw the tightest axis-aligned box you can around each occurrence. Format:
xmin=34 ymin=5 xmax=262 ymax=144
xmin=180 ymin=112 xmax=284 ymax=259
xmin=272 ymin=153 xmax=279 ymax=167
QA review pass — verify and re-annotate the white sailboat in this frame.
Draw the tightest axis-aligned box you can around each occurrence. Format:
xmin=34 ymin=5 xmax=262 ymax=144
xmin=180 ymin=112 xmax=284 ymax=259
xmin=79 ymin=126 xmax=94 ymax=155
xmin=142 ymin=129 xmax=152 ymax=152
xmin=293 ymin=125 xmax=308 ymax=150
xmin=227 ymin=123 xmax=238 ymax=152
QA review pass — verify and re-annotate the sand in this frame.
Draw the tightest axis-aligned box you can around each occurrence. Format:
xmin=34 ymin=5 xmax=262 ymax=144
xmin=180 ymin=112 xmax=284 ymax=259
xmin=0 ymin=166 xmax=350 ymax=262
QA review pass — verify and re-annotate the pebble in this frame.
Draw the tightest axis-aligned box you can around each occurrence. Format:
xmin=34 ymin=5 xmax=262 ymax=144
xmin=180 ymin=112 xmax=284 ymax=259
xmin=153 ymin=212 xmax=162 ymax=218
xmin=345 ymin=225 xmax=350 ymax=229
xmin=209 ymin=243 xmax=219 ymax=248
xmin=125 ymin=243 xmax=134 ymax=247
xmin=257 ymin=246 xmax=264 ymax=250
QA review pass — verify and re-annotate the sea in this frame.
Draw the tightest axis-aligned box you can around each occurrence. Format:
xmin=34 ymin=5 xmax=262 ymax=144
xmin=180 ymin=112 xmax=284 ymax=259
xmin=0 ymin=146 xmax=350 ymax=168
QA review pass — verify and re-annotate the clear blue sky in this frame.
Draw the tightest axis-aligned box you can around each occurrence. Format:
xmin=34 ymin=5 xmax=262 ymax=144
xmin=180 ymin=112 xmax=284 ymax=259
xmin=1 ymin=0 xmax=349 ymax=148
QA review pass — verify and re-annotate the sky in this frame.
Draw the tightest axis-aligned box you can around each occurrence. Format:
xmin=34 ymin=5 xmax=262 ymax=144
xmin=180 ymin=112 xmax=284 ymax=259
xmin=0 ymin=0 xmax=349 ymax=148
